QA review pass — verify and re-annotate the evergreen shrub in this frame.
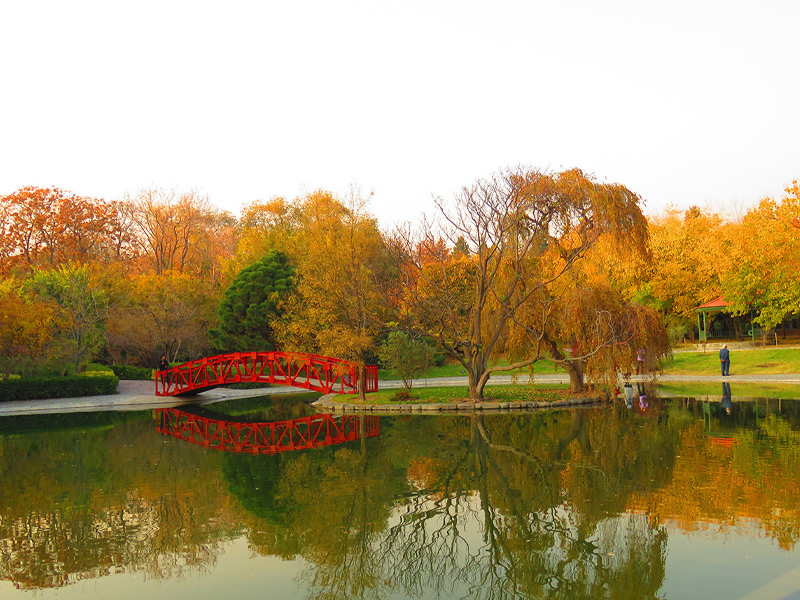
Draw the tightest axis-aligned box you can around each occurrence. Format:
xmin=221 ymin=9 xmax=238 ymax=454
xmin=111 ymin=365 xmax=154 ymax=380
xmin=0 ymin=375 xmax=119 ymax=402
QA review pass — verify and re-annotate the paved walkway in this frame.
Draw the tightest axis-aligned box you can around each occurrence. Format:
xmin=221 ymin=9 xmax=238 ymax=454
xmin=0 ymin=380 xmax=310 ymax=417
xmin=380 ymin=373 xmax=800 ymax=388
xmin=1 ymin=374 xmax=798 ymax=417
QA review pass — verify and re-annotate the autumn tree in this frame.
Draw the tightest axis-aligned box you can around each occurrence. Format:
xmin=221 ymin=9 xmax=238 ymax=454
xmin=23 ymin=264 xmax=109 ymax=374
xmin=643 ymin=206 xmax=730 ymax=340
xmin=0 ymin=285 xmax=56 ymax=378
xmin=209 ymin=249 xmax=295 ymax=352
xmin=0 ymin=187 xmax=124 ymax=273
xmin=722 ymin=180 xmax=800 ymax=331
xmin=106 ymin=271 xmax=218 ymax=365
xmin=226 ymin=197 xmax=297 ymax=279
xmin=508 ymin=281 xmax=669 ymax=391
xmin=275 ymin=190 xmax=393 ymax=400
xmin=125 ymin=188 xmax=236 ymax=283
xmin=395 ymin=167 xmax=663 ymax=397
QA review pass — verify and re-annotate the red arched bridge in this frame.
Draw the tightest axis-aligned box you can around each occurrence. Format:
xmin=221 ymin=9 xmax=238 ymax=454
xmin=156 ymin=408 xmax=380 ymax=455
xmin=155 ymin=351 xmax=379 ymax=396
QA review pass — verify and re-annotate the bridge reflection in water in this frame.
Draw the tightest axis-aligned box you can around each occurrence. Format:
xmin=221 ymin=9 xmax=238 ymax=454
xmin=156 ymin=407 xmax=380 ymax=455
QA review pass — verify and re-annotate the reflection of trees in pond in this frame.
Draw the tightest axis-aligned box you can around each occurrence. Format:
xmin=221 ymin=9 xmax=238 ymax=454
xmin=236 ymin=408 xmax=675 ymax=600
xmin=0 ymin=417 xmax=239 ymax=590
xmin=222 ymin=450 xmax=312 ymax=527
xmin=233 ymin=437 xmax=400 ymax=589
xmin=636 ymin=398 xmax=800 ymax=550
xmin=374 ymin=411 xmax=670 ymax=600
xmin=5 ymin=398 xmax=800 ymax=596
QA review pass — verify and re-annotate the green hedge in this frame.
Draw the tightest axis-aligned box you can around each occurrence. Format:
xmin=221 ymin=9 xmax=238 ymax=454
xmin=111 ymin=364 xmax=154 ymax=380
xmin=0 ymin=375 xmax=119 ymax=402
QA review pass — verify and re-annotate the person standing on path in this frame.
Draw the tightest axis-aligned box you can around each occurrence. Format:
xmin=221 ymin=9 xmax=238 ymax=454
xmin=719 ymin=344 xmax=731 ymax=376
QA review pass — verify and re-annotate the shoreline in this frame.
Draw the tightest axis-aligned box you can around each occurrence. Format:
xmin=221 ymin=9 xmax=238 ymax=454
xmin=1 ymin=373 xmax=798 ymax=417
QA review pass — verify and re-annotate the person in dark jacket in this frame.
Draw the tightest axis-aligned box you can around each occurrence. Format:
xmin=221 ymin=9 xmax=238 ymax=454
xmin=158 ymin=355 xmax=171 ymax=386
xmin=719 ymin=344 xmax=730 ymax=376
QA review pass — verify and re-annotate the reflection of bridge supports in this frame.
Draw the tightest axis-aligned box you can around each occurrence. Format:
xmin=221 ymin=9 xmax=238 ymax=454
xmin=155 ymin=351 xmax=379 ymax=397
xmin=155 ymin=407 xmax=380 ymax=455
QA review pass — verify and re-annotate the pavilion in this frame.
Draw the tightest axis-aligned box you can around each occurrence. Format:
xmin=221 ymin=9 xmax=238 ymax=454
xmin=695 ymin=295 xmax=755 ymax=343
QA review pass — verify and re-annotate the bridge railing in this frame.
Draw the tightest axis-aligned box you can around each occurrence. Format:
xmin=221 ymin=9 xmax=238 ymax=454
xmin=155 ymin=351 xmax=379 ymax=397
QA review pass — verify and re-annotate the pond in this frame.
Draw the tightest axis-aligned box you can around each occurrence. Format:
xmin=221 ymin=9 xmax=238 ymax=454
xmin=1 ymin=389 xmax=800 ymax=600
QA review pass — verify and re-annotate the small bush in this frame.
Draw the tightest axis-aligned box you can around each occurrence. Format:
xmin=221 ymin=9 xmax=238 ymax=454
xmin=389 ymin=390 xmax=413 ymax=402
xmin=0 ymin=375 xmax=119 ymax=402
xmin=111 ymin=365 xmax=154 ymax=380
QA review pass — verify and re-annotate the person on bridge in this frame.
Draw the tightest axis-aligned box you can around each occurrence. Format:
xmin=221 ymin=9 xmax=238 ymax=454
xmin=719 ymin=344 xmax=731 ymax=376
xmin=158 ymin=355 xmax=171 ymax=385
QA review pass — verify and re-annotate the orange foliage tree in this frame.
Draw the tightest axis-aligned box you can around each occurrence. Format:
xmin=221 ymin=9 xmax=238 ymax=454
xmin=124 ymin=188 xmax=236 ymax=283
xmin=0 ymin=187 xmax=125 ymax=273
xmin=228 ymin=197 xmax=297 ymax=279
xmin=105 ymin=271 xmax=219 ymax=365
xmin=395 ymin=167 xmax=666 ymax=397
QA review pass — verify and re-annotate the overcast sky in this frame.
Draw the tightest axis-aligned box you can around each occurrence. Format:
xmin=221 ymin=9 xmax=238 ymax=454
xmin=1 ymin=0 xmax=798 ymax=226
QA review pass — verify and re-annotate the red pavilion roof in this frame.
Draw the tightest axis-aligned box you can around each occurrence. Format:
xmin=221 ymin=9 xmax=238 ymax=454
xmin=695 ymin=295 xmax=729 ymax=311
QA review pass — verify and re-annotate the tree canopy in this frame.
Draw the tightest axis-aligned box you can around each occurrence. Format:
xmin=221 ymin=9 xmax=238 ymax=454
xmin=722 ymin=181 xmax=800 ymax=329
xmin=394 ymin=167 xmax=665 ymax=396
xmin=210 ymin=249 xmax=295 ymax=352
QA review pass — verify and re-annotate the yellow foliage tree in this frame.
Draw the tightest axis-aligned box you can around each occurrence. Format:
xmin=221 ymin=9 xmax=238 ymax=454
xmin=275 ymin=190 xmax=393 ymax=400
xmin=0 ymin=285 xmax=57 ymax=378
xmin=722 ymin=180 xmax=800 ymax=330
xmin=645 ymin=207 xmax=729 ymax=323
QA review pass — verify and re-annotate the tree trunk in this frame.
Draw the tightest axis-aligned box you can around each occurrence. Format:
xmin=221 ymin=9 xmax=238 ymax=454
xmin=359 ymin=413 xmax=367 ymax=454
xmin=467 ymin=353 xmax=489 ymax=401
xmin=358 ymin=363 xmax=367 ymax=402
xmin=464 ymin=350 xmax=489 ymax=402
xmin=543 ymin=337 xmax=586 ymax=392
xmin=73 ymin=333 xmax=82 ymax=375
xmin=468 ymin=370 xmax=483 ymax=401
xmin=564 ymin=360 xmax=586 ymax=393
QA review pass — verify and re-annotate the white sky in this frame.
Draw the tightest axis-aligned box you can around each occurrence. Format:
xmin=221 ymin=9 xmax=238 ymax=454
xmin=1 ymin=0 xmax=798 ymax=226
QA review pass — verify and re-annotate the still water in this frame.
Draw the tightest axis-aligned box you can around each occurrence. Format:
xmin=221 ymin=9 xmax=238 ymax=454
xmin=1 ymin=391 xmax=800 ymax=600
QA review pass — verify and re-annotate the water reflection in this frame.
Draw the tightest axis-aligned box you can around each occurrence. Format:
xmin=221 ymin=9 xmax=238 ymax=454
xmin=2 ymin=396 xmax=800 ymax=599
xmin=722 ymin=381 xmax=732 ymax=413
xmin=155 ymin=406 xmax=380 ymax=454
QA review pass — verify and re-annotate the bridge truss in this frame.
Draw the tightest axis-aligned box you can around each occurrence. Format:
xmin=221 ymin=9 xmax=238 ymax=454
xmin=155 ymin=351 xmax=379 ymax=396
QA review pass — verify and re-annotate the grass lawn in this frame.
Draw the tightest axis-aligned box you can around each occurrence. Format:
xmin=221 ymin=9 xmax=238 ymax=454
xmin=662 ymin=347 xmax=800 ymax=375
xmin=378 ymin=360 xmax=562 ymax=382
xmin=355 ymin=383 xmax=594 ymax=405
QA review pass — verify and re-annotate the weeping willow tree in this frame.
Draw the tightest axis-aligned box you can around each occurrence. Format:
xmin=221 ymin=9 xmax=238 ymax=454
xmin=506 ymin=281 xmax=670 ymax=392
xmin=395 ymin=167 xmax=669 ymax=398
